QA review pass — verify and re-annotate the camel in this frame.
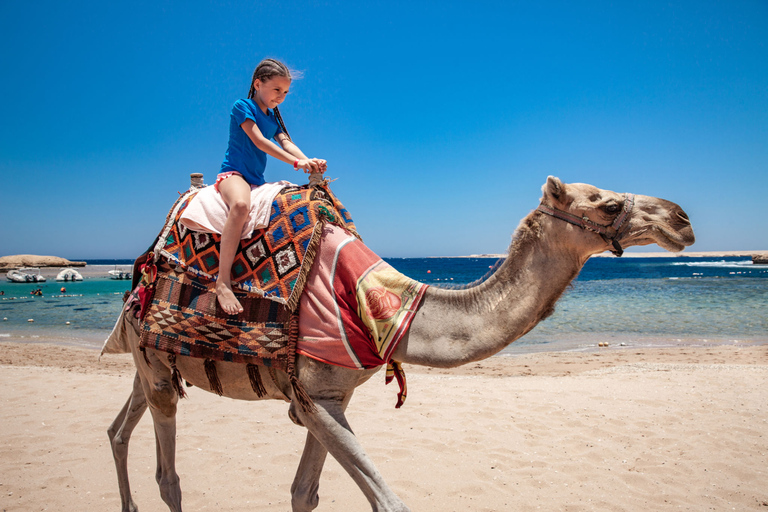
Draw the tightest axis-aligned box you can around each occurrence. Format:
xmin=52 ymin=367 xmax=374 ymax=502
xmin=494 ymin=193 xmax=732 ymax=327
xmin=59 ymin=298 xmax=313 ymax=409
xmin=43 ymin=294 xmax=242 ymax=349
xmin=106 ymin=176 xmax=695 ymax=511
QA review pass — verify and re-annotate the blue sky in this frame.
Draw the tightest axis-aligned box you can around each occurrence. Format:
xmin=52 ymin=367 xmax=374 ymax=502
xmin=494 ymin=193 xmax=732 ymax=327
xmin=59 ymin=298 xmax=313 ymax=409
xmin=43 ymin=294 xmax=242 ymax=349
xmin=1 ymin=1 xmax=766 ymax=259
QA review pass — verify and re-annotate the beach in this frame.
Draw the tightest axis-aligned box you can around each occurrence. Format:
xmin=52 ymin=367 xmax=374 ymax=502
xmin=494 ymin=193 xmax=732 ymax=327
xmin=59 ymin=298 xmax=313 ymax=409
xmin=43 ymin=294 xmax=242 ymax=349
xmin=1 ymin=342 xmax=766 ymax=511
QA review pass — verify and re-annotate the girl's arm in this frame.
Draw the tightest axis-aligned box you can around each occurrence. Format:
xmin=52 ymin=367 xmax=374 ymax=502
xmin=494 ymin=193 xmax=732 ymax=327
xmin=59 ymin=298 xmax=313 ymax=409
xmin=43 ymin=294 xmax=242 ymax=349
xmin=275 ymin=134 xmax=307 ymax=160
xmin=277 ymin=135 xmax=327 ymax=173
xmin=241 ymin=120 xmax=325 ymax=173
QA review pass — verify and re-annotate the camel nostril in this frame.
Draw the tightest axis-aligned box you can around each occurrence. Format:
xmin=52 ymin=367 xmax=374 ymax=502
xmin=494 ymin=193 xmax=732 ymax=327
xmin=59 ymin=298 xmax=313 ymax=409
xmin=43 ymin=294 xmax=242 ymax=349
xmin=677 ymin=211 xmax=690 ymax=223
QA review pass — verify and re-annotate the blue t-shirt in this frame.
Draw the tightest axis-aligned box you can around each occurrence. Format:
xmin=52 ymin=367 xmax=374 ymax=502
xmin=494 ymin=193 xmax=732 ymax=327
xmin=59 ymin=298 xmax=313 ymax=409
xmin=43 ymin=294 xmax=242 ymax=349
xmin=220 ymin=98 xmax=283 ymax=186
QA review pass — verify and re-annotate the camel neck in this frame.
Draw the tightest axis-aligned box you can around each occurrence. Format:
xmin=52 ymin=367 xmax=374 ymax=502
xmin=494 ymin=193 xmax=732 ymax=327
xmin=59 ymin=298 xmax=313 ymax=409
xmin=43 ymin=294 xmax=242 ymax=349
xmin=391 ymin=212 xmax=585 ymax=368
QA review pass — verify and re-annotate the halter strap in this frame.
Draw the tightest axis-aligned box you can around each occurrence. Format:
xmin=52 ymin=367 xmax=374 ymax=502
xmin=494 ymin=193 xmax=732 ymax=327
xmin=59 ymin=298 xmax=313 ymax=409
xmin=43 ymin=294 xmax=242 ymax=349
xmin=536 ymin=194 xmax=635 ymax=256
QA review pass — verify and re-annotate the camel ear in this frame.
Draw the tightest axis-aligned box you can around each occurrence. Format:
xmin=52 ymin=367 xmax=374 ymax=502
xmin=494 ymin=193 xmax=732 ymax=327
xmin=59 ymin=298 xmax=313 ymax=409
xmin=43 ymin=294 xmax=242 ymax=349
xmin=543 ymin=176 xmax=566 ymax=204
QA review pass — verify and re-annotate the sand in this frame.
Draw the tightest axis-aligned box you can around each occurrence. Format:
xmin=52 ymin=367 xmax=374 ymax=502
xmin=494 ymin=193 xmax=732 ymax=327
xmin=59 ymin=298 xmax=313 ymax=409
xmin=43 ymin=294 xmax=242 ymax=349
xmin=1 ymin=342 xmax=766 ymax=511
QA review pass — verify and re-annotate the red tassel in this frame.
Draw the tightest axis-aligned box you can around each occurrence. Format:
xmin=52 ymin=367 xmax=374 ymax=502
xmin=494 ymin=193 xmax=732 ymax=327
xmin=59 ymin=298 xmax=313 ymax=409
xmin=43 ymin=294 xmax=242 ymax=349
xmin=386 ymin=360 xmax=407 ymax=408
xmin=137 ymin=284 xmax=155 ymax=320
xmin=137 ymin=257 xmax=157 ymax=319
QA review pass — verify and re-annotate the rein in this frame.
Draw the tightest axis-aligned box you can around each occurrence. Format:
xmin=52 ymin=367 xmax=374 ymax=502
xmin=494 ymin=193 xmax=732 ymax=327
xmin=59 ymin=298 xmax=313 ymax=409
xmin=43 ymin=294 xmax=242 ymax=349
xmin=537 ymin=194 xmax=635 ymax=256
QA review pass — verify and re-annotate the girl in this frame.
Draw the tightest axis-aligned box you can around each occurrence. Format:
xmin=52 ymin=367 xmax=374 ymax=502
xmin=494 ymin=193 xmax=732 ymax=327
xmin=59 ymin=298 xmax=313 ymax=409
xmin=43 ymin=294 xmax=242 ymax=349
xmin=216 ymin=58 xmax=326 ymax=315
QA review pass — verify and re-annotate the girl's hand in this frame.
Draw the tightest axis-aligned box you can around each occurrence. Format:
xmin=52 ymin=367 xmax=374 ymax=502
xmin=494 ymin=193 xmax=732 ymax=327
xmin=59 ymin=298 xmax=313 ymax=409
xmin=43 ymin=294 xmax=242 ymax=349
xmin=312 ymin=158 xmax=327 ymax=172
xmin=296 ymin=158 xmax=327 ymax=174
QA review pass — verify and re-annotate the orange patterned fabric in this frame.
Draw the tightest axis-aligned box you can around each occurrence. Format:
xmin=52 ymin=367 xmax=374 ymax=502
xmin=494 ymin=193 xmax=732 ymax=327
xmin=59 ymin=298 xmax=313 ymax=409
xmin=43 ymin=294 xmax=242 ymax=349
xmin=140 ymin=261 xmax=294 ymax=367
xmin=155 ymin=182 xmax=357 ymax=310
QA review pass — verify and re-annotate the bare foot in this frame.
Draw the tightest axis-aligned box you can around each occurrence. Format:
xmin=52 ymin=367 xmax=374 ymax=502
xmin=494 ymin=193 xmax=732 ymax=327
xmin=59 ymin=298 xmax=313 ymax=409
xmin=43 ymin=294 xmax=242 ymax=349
xmin=215 ymin=280 xmax=243 ymax=315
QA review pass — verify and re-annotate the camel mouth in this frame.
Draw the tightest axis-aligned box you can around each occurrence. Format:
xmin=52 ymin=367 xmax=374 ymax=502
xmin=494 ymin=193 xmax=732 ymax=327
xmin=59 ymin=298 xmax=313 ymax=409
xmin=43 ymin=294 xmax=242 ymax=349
xmin=653 ymin=226 xmax=695 ymax=253
xmin=624 ymin=224 xmax=694 ymax=253
xmin=657 ymin=236 xmax=686 ymax=253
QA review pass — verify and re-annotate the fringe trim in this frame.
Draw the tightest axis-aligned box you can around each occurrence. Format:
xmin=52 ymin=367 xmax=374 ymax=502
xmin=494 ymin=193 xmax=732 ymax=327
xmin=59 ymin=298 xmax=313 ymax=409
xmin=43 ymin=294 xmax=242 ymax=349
xmin=152 ymin=189 xmax=198 ymax=267
xmin=204 ymin=359 xmax=223 ymax=396
xmin=290 ymin=376 xmax=317 ymax=414
xmin=286 ymin=312 xmax=317 ymax=414
xmin=286 ymin=220 xmax=325 ymax=312
xmin=320 ymin=183 xmax=362 ymax=242
xmin=246 ymin=363 xmax=267 ymax=397
xmin=168 ymin=354 xmax=187 ymax=399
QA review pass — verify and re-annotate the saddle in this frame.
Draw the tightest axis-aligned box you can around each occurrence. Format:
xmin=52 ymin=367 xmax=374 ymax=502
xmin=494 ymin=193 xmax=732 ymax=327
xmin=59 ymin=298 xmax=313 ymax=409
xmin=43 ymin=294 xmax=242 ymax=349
xmin=132 ymin=180 xmax=423 ymax=409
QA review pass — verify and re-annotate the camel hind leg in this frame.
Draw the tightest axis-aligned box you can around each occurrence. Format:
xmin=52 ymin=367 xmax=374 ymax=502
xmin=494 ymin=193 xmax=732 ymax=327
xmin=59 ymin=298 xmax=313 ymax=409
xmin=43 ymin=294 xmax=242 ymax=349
xmin=108 ymin=372 xmax=149 ymax=512
xmin=137 ymin=349 xmax=183 ymax=511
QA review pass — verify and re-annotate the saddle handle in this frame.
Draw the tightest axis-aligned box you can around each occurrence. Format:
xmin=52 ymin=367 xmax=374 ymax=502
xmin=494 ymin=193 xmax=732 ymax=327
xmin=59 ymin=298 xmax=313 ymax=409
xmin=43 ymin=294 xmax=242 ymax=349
xmin=308 ymin=171 xmax=325 ymax=187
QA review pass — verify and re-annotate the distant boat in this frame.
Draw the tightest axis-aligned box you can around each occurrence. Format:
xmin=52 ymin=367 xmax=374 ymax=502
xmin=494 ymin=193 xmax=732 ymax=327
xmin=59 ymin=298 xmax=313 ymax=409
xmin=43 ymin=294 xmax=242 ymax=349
xmin=23 ymin=268 xmax=46 ymax=282
xmin=7 ymin=268 xmax=46 ymax=282
xmin=7 ymin=269 xmax=34 ymax=282
xmin=56 ymin=268 xmax=83 ymax=281
xmin=108 ymin=269 xmax=132 ymax=280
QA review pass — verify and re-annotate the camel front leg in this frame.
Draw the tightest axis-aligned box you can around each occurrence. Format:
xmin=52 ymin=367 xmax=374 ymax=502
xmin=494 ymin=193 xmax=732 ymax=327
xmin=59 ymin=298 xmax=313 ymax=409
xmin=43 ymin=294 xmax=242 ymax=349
xmin=294 ymin=398 xmax=410 ymax=512
xmin=291 ymin=431 xmax=328 ymax=512
xmin=108 ymin=372 xmax=148 ymax=512
xmin=290 ymin=390 xmax=357 ymax=512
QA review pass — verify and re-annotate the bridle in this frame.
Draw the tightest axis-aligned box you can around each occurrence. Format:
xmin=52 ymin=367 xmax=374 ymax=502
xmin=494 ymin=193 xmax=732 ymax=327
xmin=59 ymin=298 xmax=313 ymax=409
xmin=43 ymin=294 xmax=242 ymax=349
xmin=536 ymin=194 xmax=635 ymax=257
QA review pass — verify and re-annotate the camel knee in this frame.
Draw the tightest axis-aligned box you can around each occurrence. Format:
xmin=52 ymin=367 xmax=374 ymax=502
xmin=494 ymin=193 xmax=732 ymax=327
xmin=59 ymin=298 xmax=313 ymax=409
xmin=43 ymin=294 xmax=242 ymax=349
xmin=288 ymin=403 xmax=304 ymax=426
xmin=107 ymin=422 xmax=120 ymax=442
xmin=291 ymin=483 xmax=320 ymax=512
xmin=110 ymin=431 xmax=129 ymax=455
xmin=147 ymin=381 xmax=178 ymax=418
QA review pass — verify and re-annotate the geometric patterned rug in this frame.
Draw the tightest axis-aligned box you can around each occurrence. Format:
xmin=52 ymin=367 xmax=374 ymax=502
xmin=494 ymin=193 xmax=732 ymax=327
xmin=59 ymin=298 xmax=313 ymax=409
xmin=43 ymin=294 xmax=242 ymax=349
xmin=140 ymin=260 xmax=295 ymax=367
xmin=154 ymin=181 xmax=358 ymax=311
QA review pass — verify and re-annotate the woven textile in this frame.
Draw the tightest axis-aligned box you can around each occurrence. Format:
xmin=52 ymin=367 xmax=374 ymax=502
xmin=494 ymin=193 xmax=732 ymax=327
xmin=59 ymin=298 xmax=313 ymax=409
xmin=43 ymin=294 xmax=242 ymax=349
xmin=297 ymin=224 xmax=429 ymax=407
xmin=140 ymin=261 xmax=294 ymax=367
xmin=155 ymin=183 xmax=357 ymax=310
xmin=297 ymin=224 xmax=428 ymax=370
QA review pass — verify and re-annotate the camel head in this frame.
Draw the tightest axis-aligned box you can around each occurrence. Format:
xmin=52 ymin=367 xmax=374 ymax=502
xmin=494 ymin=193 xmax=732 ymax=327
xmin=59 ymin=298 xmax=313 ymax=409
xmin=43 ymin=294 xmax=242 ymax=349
xmin=538 ymin=176 xmax=695 ymax=257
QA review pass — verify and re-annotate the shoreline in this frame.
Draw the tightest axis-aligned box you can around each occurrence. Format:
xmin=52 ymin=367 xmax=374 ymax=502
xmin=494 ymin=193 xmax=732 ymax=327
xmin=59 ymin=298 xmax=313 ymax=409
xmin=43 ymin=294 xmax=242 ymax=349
xmin=1 ymin=341 xmax=766 ymax=511
xmin=454 ymin=249 xmax=768 ymax=259
xmin=3 ymin=329 xmax=766 ymax=357
xmin=1 ymin=340 xmax=765 ymax=376
xmin=1 ymin=263 xmax=134 ymax=281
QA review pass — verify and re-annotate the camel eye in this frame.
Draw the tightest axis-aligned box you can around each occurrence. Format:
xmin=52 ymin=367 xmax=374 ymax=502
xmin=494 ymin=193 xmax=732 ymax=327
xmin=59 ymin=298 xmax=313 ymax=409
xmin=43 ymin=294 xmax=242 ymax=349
xmin=604 ymin=203 xmax=621 ymax=214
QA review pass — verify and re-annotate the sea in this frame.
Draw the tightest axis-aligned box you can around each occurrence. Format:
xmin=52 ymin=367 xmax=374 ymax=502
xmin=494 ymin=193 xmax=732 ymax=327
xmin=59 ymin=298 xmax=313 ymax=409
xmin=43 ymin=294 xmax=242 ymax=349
xmin=1 ymin=256 xmax=766 ymax=355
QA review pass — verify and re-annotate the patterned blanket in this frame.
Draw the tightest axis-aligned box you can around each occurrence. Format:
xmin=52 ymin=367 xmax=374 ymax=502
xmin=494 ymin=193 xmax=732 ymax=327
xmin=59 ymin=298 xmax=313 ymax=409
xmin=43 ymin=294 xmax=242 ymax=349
xmin=297 ymin=224 xmax=428 ymax=407
xmin=155 ymin=182 xmax=357 ymax=311
xmin=134 ymin=181 xmax=424 ymax=407
xmin=298 ymin=224 xmax=427 ymax=370
xmin=140 ymin=261 xmax=294 ymax=366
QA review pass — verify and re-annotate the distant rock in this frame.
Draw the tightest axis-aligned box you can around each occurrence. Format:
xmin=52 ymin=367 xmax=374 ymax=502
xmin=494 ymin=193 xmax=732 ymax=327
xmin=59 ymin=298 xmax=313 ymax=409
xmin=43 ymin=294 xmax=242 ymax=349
xmin=752 ymin=254 xmax=768 ymax=265
xmin=0 ymin=254 xmax=86 ymax=270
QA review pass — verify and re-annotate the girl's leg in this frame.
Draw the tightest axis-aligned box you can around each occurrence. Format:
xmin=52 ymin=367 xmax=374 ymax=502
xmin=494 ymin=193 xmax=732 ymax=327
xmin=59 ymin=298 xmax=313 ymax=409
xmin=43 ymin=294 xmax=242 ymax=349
xmin=215 ymin=175 xmax=251 ymax=314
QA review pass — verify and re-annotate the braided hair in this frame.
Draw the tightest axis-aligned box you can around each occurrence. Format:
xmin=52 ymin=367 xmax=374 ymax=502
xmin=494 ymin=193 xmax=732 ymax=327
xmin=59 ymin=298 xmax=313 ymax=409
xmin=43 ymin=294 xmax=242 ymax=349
xmin=248 ymin=58 xmax=296 ymax=141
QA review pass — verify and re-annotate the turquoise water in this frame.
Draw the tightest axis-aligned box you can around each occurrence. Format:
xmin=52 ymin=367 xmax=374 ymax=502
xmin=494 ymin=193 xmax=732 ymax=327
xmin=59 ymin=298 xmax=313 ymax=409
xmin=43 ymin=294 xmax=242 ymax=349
xmin=0 ymin=265 xmax=134 ymax=349
xmin=388 ymin=256 xmax=768 ymax=353
xmin=1 ymin=257 xmax=766 ymax=353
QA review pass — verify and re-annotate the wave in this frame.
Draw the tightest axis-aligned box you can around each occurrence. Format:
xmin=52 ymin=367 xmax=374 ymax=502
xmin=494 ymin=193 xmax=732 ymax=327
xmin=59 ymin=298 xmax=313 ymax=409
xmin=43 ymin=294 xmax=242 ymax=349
xmin=671 ymin=260 xmax=755 ymax=269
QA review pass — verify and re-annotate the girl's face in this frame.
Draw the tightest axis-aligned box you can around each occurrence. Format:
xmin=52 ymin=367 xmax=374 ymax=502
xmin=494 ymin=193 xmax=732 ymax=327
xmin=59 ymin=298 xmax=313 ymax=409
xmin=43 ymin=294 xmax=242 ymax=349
xmin=253 ymin=76 xmax=291 ymax=111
